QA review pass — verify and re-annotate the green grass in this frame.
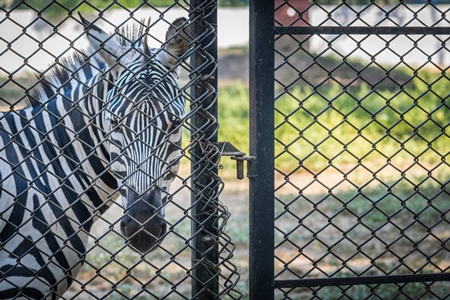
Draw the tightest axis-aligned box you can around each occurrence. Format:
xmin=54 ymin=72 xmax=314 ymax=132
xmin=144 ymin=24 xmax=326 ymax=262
xmin=218 ymin=80 xmax=250 ymax=154
xmin=2 ymin=62 xmax=447 ymax=175
xmin=215 ymin=70 xmax=449 ymax=175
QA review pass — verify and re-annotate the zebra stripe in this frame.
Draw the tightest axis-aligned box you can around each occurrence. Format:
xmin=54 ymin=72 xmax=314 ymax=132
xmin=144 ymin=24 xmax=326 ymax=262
xmin=0 ymin=16 xmax=189 ymax=298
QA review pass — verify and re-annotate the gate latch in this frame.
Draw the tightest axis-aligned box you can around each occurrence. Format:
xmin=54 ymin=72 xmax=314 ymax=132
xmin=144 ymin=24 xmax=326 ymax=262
xmin=215 ymin=142 xmax=255 ymax=180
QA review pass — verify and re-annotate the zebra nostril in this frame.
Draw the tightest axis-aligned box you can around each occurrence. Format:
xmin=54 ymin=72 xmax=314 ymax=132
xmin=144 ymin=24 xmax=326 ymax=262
xmin=161 ymin=221 xmax=167 ymax=235
xmin=120 ymin=215 xmax=166 ymax=253
xmin=120 ymin=217 xmax=130 ymax=238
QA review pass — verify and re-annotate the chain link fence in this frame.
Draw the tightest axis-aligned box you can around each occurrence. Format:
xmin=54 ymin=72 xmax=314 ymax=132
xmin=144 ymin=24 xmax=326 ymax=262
xmin=264 ymin=1 xmax=450 ymax=299
xmin=273 ymin=1 xmax=450 ymax=299
xmin=0 ymin=1 xmax=241 ymax=299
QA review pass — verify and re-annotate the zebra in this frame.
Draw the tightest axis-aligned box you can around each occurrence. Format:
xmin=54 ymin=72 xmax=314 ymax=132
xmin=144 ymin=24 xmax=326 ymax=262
xmin=0 ymin=14 xmax=190 ymax=299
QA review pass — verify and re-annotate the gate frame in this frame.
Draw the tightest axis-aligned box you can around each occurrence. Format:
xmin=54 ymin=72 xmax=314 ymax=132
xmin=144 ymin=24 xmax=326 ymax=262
xmin=249 ymin=1 xmax=275 ymax=300
xmin=248 ymin=1 xmax=450 ymax=299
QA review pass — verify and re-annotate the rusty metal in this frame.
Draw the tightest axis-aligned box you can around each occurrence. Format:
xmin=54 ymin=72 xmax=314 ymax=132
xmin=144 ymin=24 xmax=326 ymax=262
xmin=215 ymin=142 xmax=255 ymax=180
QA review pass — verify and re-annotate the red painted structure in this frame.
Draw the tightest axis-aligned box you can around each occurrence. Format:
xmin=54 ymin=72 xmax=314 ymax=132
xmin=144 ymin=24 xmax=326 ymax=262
xmin=275 ymin=0 xmax=310 ymax=26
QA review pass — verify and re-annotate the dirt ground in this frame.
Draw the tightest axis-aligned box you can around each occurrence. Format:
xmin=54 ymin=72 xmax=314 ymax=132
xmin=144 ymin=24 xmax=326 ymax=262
xmin=61 ymin=157 xmax=449 ymax=299
xmin=62 ymin=164 xmax=250 ymax=300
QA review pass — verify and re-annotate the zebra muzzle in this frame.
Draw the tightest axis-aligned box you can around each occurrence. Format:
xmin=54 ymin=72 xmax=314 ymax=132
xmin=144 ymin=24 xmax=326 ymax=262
xmin=120 ymin=188 xmax=167 ymax=253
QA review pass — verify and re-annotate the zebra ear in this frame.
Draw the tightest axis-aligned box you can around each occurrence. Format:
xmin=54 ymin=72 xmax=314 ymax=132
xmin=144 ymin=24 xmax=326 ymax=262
xmin=79 ymin=13 xmax=128 ymax=78
xmin=157 ymin=17 xmax=190 ymax=69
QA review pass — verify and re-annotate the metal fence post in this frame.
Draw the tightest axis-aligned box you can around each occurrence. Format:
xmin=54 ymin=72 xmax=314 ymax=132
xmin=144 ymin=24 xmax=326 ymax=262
xmin=189 ymin=1 xmax=219 ymax=299
xmin=249 ymin=1 xmax=275 ymax=300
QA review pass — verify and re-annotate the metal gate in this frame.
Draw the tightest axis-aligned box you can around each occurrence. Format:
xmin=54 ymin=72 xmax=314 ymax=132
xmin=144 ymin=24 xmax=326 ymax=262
xmin=249 ymin=1 xmax=450 ymax=299
xmin=0 ymin=1 xmax=241 ymax=299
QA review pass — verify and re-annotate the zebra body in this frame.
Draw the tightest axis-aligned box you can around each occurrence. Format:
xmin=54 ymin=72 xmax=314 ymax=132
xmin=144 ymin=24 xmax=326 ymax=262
xmin=0 ymin=15 xmax=190 ymax=299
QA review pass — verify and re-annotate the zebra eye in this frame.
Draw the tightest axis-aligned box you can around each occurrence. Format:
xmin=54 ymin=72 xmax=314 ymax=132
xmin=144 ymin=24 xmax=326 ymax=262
xmin=110 ymin=118 xmax=121 ymax=132
xmin=138 ymin=73 xmax=147 ymax=80
xmin=173 ymin=118 xmax=182 ymax=127
xmin=169 ymin=118 xmax=182 ymax=133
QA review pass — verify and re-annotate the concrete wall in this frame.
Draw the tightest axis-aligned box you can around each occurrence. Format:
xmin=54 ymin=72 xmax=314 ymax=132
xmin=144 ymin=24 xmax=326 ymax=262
xmin=0 ymin=7 xmax=248 ymax=76
xmin=1 ymin=5 xmax=449 ymax=76
xmin=309 ymin=5 xmax=450 ymax=67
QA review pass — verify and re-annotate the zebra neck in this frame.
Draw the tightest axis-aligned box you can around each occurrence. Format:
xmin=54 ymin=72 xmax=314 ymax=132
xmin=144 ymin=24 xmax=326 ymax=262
xmin=37 ymin=72 xmax=118 ymax=215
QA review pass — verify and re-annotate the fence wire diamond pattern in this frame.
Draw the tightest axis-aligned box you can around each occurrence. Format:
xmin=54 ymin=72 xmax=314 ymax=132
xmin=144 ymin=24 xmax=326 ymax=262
xmin=0 ymin=1 xmax=241 ymax=299
xmin=273 ymin=1 xmax=449 ymax=299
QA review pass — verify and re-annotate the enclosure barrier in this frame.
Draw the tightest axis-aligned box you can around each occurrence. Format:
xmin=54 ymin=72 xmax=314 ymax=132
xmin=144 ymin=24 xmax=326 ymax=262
xmin=3 ymin=0 xmax=450 ymax=299
xmin=0 ymin=1 xmax=241 ymax=299
xmin=250 ymin=1 xmax=450 ymax=299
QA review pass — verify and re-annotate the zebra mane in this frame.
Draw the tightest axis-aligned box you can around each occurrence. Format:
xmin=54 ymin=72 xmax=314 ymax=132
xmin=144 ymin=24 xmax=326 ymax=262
xmin=116 ymin=19 xmax=150 ymax=49
xmin=27 ymin=19 xmax=151 ymax=108
xmin=27 ymin=51 xmax=104 ymax=107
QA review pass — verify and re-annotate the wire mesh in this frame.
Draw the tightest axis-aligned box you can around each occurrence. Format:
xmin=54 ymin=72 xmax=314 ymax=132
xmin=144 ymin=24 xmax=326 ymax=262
xmin=273 ymin=1 xmax=449 ymax=299
xmin=0 ymin=1 xmax=241 ymax=299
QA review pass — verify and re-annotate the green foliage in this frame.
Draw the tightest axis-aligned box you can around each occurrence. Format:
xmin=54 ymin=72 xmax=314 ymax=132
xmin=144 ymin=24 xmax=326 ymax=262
xmin=218 ymin=80 xmax=249 ymax=153
xmin=217 ymin=68 xmax=449 ymax=175
xmin=277 ymin=72 xmax=448 ymax=171
xmin=218 ymin=0 xmax=248 ymax=6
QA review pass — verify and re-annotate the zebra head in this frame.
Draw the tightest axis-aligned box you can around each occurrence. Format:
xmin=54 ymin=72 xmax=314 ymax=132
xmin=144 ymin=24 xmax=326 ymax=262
xmin=81 ymin=15 xmax=190 ymax=253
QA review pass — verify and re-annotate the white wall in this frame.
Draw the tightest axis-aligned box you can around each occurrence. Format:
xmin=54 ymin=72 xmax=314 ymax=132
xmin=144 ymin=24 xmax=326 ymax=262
xmin=1 ymin=5 xmax=448 ymax=76
xmin=0 ymin=7 xmax=249 ymax=76
xmin=309 ymin=5 xmax=450 ymax=67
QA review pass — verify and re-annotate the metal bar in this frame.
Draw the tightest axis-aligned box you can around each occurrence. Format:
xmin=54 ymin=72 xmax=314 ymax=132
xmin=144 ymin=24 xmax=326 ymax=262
xmin=274 ymin=26 xmax=450 ymax=35
xmin=249 ymin=1 xmax=275 ymax=300
xmin=274 ymin=273 xmax=450 ymax=288
xmin=189 ymin=1 xmax=219 ymax=299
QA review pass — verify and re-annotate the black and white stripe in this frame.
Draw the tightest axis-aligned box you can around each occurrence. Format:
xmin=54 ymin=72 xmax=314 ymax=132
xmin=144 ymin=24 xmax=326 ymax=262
xmin=0 ymin=16 xmax=190 ymax=299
